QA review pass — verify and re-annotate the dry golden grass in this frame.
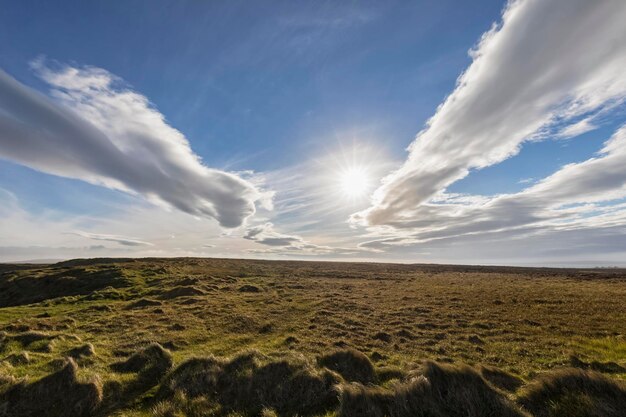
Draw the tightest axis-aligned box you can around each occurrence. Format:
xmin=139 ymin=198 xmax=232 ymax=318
xmin=0 ymin=258 xmax=625 ymax=416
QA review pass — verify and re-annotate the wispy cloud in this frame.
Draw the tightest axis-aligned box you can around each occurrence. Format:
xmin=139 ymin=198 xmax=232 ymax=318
xmin=354 ymin=0 xmax=626 ymax=228
xmin=556 ymin=117 xmax=597 ymax=139
xmin=243 ymin=222 xmax=367 ymax=255
xmin=68 ymin=230 xmax=153 ymax=247
xmin=359 ymin=124 xmax=626 ymax=251
xmin=0 ymin=62 xmax=265 ymax=228
xmin=244 ymin=223 xmax=303 ymax=247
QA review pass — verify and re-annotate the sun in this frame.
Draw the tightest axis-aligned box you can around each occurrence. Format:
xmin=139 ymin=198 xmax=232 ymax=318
xmin=338 ymin=166 xmax=370 ymax=200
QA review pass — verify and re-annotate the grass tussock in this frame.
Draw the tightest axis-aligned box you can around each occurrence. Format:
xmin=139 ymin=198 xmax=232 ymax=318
xmin=318 ymin=348 xmax=377 ymax=384
xmin=569 ymin=355 xmax=626 ymax=374
xmin=4 ymin=331 xmax=51 ymax=347
xmin=157 ymin=286 xmax=206 ymax=300
xmin=111 ymin=343 xmax=173 ymax=386
xmin=0 ymin=375 xmax=15 ymax=389
xmin=0 ymin=358 xmax=101 ymax=417
xmin=478 ymin=364 xmax=524 ymax=392
xmin=126 ymin=298 xmax=163 ymax=309
xmin=158 ymin=350 xmax=341 ymax=416
xmin=517 ymin=368 xmax=626 ymax=417
xmin=339 ymin=361 xmax=527 ymax=417
xmin=67 ymin=343 xmax=95 ymax=359
xmin=2 ymin=352 xmax=30 ymax=366
xmin=151 ymin=391 xmax=218 ymax=417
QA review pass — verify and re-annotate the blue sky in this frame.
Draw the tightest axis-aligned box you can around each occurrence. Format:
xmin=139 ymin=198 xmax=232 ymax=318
xmin=1 ymin=0 xmax=626 ymax=265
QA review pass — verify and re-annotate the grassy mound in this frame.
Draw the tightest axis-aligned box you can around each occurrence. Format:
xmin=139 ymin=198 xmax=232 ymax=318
xmin=111 ymin=343 xmax=173 ymax=387
xmin=0 ymin=267 xmax=128 ymax=307
xmin=156 ymin=286 xmax=206 ymax=299
xmin=569 ymin=355 xmax=626 ymax=374
xmin=67 ymin=343 xmax=95 ymax=359
xmin=518 ymin=368 xmax=626 ymax=417
xmin=158 ymin=350 xmax=341 ymax=416
xmin=2 ymin=331 xmax=51 ymax=347
xmin=318 ymin=348 xmax=377 ymax=384
xmin=0 ymin=331 xmax=58 ymax=355
xmin=125 ymin=298 xmax=162 ymax=309
xmin=339 ymin=361 xmax=527 ymax=417
xmin=2 ymin=351 xmax=30 ymax=366
xmin=478 ymin=364 xmax=524 ymax=392
xmin=0 ymin=358 xmax=101 ymax=417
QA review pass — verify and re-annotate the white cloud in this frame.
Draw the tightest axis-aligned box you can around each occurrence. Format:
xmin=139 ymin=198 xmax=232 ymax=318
xmin=0 ymin=186 xmax=236 ymax=261
xmin=0 ymin=63 xmax=264 ymax=228
xmin=359 ymin=125 xmax=626 ymax=251
xmin=556 ymin=117 xmax=596 ymax=139
xmin=243 ymin=222 xmax=367 ymax=255
xmin=354 ymin=0 xmax=626 ymax=227
xmin=68 ymin=231 xmax=154 ymax=247
xmin=244 ymin=222 xmax=303 ymax=247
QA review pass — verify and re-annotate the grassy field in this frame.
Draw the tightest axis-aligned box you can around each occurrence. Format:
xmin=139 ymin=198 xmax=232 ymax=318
xmin=0 ymin=258 xmax=625 ymax=416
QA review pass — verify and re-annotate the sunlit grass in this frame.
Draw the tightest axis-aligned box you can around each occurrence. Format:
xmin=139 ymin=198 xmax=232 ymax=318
xmin=1 ymin=259 xmax=625 ymax=415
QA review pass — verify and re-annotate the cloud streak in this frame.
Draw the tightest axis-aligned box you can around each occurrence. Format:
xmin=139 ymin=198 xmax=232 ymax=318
xmin=355 ymin=0 xmax=626 ymax=227
xmin=0 ymin=63 xmax=262 ymax=228
xmin=243 ymin=222 xmax=365 ymax=255
xmin=68 ymin=231 xmax=154 ymax=247
xmin=359 ymin=124 xmax=626 ymax=249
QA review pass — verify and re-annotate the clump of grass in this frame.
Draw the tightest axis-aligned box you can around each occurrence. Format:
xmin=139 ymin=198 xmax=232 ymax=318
xmin=83 ymin=286 xmax=126 ymax=301
xmin=238 ymin=284 xmax=261 ymax=293
xmin=0 ymin=331 xmax=59 ymax=356
xmin=0 ymin=357 xmax=102 ymax=417
xmin=8 ymin=331 xmax=51 ymax=346
xmin=376 ymin=366 xmax=405 ymax=383
xmin=0 ymin=372 xmax=16 ymax=389
xmin=3 ymin=351 xmax=30 ymax=366
xmin=468 ymin=335 xmax=485 ymax=345
xmin=318 ymin=349 xmax=377 ymax=384
xmin=157 ymin=286 xmax=206 ymax=300
xmin=517 ymin=368 xmax=626 ymax=417
xmin=176 ymin=277 xmax=201 ymax=286
xmin=158 ymin=350 xmax=341 ymax=416
xmin=151 ymin=391 xmax=217 ymax=417
xmin=260 ymin=408 xmax=279 ymax=417
xmin=157 ymin=356 xmax=223 ymax=399
xmin=111 ymin=343 xmax=173 ymax=388
xmin=478 ymin=364 xmax=524 ymax=392
xmin=372 ymin=332 xmax=392 ymax=343
xmin=569 ymin=355 xmax=626 ymax=374
xmin=67 ymin=343 xmax=95 ymax=359
xmin=125 ymin=298 xmax=162 ymax=309
xmin=339 ymin=361 xmax=527 ymax=417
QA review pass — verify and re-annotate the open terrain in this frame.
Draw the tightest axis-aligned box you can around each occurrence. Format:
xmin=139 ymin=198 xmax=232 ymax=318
xmin=0 ymin=258 xmax=625 ymax=416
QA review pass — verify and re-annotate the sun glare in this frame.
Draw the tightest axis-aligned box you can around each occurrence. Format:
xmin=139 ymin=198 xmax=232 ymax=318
xmin=339 ymin=166 xmax=370 ymax=199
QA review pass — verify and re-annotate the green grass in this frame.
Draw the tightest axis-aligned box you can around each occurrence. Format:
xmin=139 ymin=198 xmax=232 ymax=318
xmin=0 ymin=258 xmax=625 ymax=416
xmin=574 ymin=338 xmax=626 ymax=364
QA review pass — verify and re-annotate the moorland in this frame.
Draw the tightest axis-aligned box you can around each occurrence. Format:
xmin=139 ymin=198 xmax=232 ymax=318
xmin=0 ymin=258 xmax=625 ymax=416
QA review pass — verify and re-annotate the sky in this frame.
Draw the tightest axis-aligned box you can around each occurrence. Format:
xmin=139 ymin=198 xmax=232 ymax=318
xmin=1 ymin=0 xmax=626 ymax=266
